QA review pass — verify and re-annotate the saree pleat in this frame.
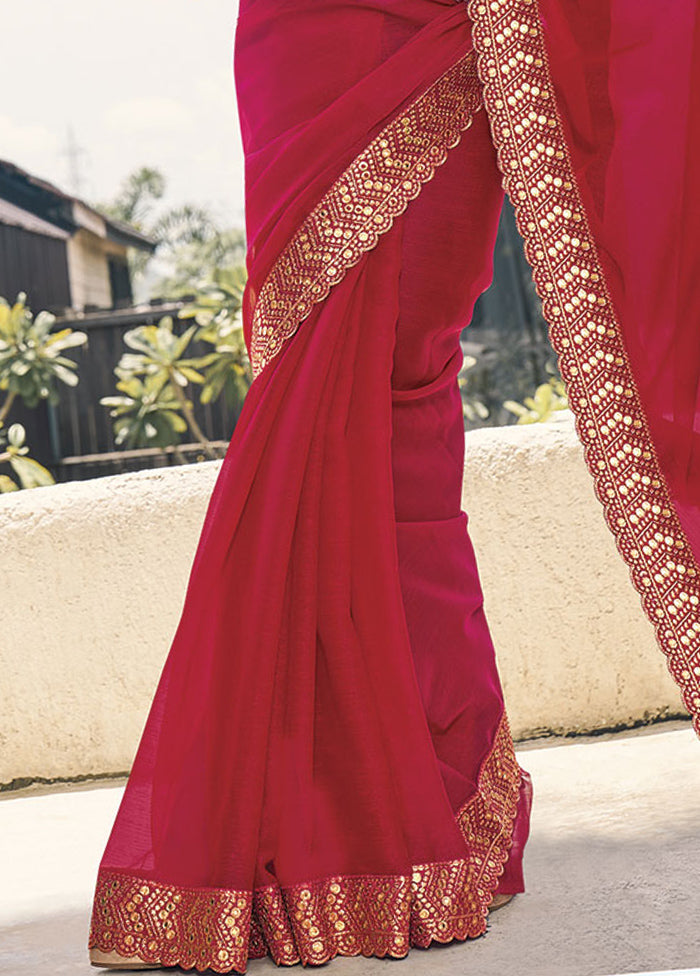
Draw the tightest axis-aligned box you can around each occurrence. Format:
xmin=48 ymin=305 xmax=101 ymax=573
xmin=88 ymin=5 xmax=533 ymax=971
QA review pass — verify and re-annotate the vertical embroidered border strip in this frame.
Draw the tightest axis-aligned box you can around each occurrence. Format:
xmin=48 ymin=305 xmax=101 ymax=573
xmin=465 ymin=0 xmax=700 ymax=734
xmin=88 ymin=715 xmax=522 ymax=973
xmin=249 ymin=49 xmax=483 ymax=379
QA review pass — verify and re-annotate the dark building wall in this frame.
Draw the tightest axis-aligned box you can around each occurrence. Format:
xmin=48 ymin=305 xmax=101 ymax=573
xmin=107 ymin=256 xmax=133 ymax=308
xmin=0 ymin=224 xmax=71 ymax=314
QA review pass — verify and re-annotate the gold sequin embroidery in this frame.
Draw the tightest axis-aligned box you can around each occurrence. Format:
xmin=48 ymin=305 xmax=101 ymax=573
xmin=249 ymin=49 xmax=483 ymax=378
xmin=88 ymin=715 xmax=523 ymax=973
xmin=465 ymin=0 xmax=700 ymax=733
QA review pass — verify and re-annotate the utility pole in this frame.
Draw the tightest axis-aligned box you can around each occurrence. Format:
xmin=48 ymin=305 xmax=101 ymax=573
xmin=61 ymin=125 xmax=88 ymax=197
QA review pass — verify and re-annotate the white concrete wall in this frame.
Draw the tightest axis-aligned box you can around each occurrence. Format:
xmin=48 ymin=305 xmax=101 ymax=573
xmin=462 ymin=412 xmax=683 ymax=737
xmin=0 ymin=412 xmax=685 ymax=785
xmin=65 ymin=229 xmax=113 ymax=311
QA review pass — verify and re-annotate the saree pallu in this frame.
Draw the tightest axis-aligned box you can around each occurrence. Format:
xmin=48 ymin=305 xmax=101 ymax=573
xmin=88 ymin=0 xmax=700 ymax=972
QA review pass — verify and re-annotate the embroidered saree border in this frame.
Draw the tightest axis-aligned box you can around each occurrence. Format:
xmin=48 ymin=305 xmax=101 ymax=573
xmin=88 ymin=715 xmax=522 ymax=973
xmin=465 ymin=0 xmax=700 ymax=733
xmin=248 ymin=49 xmax=483 ymax=379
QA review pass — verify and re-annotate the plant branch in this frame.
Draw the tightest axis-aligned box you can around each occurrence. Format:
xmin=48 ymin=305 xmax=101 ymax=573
xmin=0 ymin=390 xmax=17 ymax=426
xmin=168 ymin=374 xmax=218 ymax=459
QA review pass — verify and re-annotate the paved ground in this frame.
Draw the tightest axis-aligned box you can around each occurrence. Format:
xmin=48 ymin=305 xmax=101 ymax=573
xmin=1 ymin=722 xmax=699 ymax=976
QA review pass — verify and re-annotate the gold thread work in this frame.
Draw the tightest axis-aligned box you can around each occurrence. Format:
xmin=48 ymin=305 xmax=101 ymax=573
xmin=88 ymin=716 xmax=523 ymax=973
xmin=249 ymin=49 xmax=483 ymax=378
xmin=466 ymin=0 xmax=700 ymax=732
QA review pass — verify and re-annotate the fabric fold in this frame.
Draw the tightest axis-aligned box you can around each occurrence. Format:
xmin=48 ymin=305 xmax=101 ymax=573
xmin=88 ymin=14 xmax=531 ymax=969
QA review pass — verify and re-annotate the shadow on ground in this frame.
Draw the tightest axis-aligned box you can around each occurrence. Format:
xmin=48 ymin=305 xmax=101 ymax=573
xmin=1 ymin=724 xmax=699 ymax=976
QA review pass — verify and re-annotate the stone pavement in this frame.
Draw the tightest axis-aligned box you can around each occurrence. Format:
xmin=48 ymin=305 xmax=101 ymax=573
xmin=1 ymin=723 xmax=699 ymax=976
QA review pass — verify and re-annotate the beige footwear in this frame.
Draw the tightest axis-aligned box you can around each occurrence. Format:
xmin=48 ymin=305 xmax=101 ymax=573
xmin=488 ymin=892 xmax=515 ymax=912
xmin=89 ymin=946 xmax=163 ymax=970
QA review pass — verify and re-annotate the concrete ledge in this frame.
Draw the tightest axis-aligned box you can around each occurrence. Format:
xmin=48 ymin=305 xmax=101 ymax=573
xmin=0 ymin=412 xmax=685 ymax=784
xmin=463 ymin=412 xmax=683 ymax=736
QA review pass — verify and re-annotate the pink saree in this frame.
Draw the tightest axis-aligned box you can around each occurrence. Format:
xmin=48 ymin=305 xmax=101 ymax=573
xmin=88 ymin=1 xmax=700 ymax=972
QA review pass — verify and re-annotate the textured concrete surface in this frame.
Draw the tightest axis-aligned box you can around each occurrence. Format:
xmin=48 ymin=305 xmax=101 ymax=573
xmin=0 ymin=412 xmax=686 ymax=784
xmin=0 ymin=724 xmax=698 ymax=976
xmin=0 ymin=460 xmax=222 ymax=785
xmin=463 ymin=412 xmax=685 ymax=737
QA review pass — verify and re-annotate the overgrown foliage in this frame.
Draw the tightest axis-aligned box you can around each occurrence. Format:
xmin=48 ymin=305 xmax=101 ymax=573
xmin=503 ymin=377 xmax=569 ymax=424
xmin=458 ymin=354 xmax=490 ymax=424
xmin=0 ymin=292 xmax=86 ymax=420
xmin=94 ymin=166 xmax=245 ymax=294
xmin=0 ymin=423 xmax=55 ymax=492
xmin=0 ymin=292 xmax=87 ymax=490
xmin=178 ymin=266 xmax=249 ymax=408
xmin=101 ymin=268 xmax=251 ymax=457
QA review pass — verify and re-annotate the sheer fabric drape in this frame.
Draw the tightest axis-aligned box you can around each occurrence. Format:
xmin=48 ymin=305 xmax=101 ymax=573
xmin=89 ymin=3 xmax=533 ymax=972
xmin=88 ymin=0 xmax=700 ymax=972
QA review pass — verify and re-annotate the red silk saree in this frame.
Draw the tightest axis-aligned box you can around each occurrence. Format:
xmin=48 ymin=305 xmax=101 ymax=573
xmin=88 ymin=0 xmax=700 ymax=972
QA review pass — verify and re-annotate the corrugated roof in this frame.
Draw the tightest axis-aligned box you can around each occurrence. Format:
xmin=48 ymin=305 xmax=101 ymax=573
xmin=0 ymin=196 xmax=70 ymax=239
xmin=0 ymin=158 xmax=157 ymax=251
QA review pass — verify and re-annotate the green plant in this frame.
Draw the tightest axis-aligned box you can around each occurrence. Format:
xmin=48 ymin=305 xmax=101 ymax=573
xmin=178 ymin=265 xmax=251 ymax=407
xmin=102 ymin=264 xmax=253 ymax=461
xmin=101 ymin=316 xmax=218 ymax=457
xmin=0 ymin=292 xmax=87 ymax=423
xmin=503 ymin=377 xmax=569 ymax=424
xmin=0 ymin=292 xmax=87 ymax=489
xmin=155 ymin=229 xmax=247 ymax=299
xmin=100 ymin=373 xmax=189 ymax=450
xmin=0 ymin=423 xmax=55 ymax=492
xmin=94 ymin=166 xmax=244 ymax=289
xmin=458 ymin=354 xmax=490 ymax=424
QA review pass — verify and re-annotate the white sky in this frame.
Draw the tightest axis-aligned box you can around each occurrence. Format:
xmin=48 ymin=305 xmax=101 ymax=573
xmin=1 ymin=0 xmax=245 ymax=228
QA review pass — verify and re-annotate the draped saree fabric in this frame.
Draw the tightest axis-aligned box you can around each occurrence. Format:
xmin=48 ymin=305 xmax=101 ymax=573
xmin=88 ymin=0 xmax=699 ymax=972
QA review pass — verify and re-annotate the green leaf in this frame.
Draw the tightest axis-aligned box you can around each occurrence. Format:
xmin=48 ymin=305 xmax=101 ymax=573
xmin=46 ymin=328 xmax=87 ymax=351
xmin=173 ymin=325 xmax=197 ymax=359
xmin=189 ymin=352 xmax=220 ymax=368
xmin=100 ymin=395 xmax=136 ymax=410
xmin=175 ymin=366 xmax=205 ymax=384
xmin=52 ymin=363 xmax=80 ymax=387
xmin=33 ymin=310 xmax=57 ymax=331
xmin=47 ymin=331 xmax=87 ymax=353
xmin=503 ymin=400 xmax=529 ymax=417
xmin=124 ymin=330 xmax=158 ymax=355
xmin=161 ymin=410 xmax=188 ymax=432
xmin=9 ymin=454 xmax=55 ymax=488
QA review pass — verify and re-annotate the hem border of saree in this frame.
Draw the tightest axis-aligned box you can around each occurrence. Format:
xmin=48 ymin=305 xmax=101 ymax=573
xmin=465 ymin=0 xmax=700 ymax=732
xmin=87 ymin=715 xmax=522 ymax=974
xmin=248 ymin=48 xmax=483 ymax=379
